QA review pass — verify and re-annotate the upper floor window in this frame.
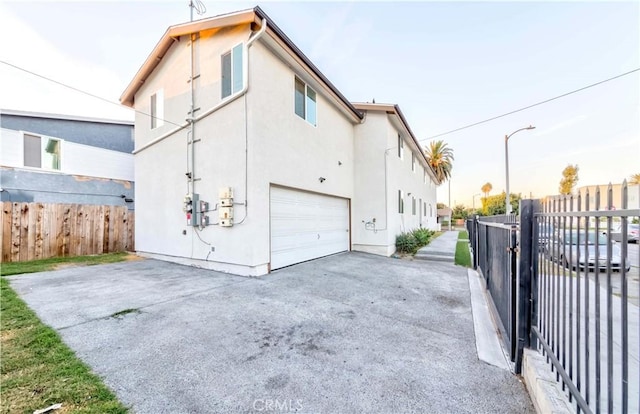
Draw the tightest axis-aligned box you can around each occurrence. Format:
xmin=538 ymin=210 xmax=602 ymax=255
xmin=24 ymin=134 xmax=61 ymax=170
xmin=412 ymin=153 xmax=416 ymax=172
xmin=398 ymin=190 xmax=404 ymax=214
xmin=424 ymin=170 xmax=427 ymax=184
xmin=150 ymin=89 xmax=164 ymax=129
xmin=294 ymin=77 xmax=317 ymax=126
xmin=398 ymin=134 xmax=403 ymax=159
xmin=222 ymin=44 xmax=244 ymax=99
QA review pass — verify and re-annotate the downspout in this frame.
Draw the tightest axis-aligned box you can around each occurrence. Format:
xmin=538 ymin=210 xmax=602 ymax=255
xmin=132 ymin=19 xmax=268 ymax=155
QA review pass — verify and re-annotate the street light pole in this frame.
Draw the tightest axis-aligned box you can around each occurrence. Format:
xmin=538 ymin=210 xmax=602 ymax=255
xmin=448 ymin=178 xmax=452 ymax=230
xmin=472 ymin=193 xmax=481 ymax=211
xmin=505 ymin=125 xmax=535 ymax=215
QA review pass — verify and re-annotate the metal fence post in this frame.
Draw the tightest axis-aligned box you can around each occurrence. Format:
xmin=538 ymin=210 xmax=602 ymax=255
xmin=510 ymin=223 xmax=518 ymax=361
xmin=515 ymin=199 xmax=535 ymax=373
xmin=472 ymin=215 xmax=478 ymax=269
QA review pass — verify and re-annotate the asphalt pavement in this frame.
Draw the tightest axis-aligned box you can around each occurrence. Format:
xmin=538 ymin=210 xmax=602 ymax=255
xmin=9 ymin=251 xmax=533 ymax=413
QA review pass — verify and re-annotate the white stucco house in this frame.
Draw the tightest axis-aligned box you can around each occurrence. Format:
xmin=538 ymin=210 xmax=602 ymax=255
xmin=120 ymin=6 xmax=438 ymax=276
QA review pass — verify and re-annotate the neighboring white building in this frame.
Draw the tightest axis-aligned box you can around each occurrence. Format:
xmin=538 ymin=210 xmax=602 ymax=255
xmin=576 ymin=183 xmax=640 ymax=211
xmin=0 ymin=110 xmax=135 ymax=207
xmin=120 ymin=6 xmax=438 ymax=276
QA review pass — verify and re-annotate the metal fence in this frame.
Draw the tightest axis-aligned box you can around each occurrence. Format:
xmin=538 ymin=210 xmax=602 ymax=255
xmin=468 ymin=181 xmax=640 ymax=414
xmin=471 ymin=217 xmax=519 ymax=360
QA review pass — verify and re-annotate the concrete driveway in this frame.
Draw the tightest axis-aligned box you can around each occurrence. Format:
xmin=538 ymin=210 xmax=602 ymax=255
xmin=9 ymin=252 xmax=533 ymax=413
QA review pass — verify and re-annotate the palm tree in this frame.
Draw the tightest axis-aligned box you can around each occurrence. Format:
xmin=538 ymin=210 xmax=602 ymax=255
xmin=481 ymin=182 xmax=492 ymax=198
xmin=424 ymin=140 xmax=454 ymax=185
xmin=630 ymin=173 xmax=640 ymax=185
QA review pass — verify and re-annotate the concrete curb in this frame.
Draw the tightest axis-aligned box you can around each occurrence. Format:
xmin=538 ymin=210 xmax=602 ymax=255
xmin=522 ymin=349 xmax=574 ymax=414
xmin=467 ymin=269 xmax=510 ymax=370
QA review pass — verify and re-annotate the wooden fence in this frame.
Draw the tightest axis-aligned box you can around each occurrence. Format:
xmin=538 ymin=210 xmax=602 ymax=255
xmin=1 ymin=202 xmax=134 ymax=263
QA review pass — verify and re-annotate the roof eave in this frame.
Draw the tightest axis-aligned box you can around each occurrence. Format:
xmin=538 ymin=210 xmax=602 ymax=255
xmin=119 ymin=8 xmax=259 ymax=107
xmin=120 ymin=6 xmax=363 ymax=122
xmin=353 ymin=102 xmax=438 ymax=181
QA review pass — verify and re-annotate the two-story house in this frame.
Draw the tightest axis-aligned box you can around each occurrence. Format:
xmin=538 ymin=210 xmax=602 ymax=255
xmin=120 ymin=6 xmax=438 ymax=276
xmin=0 ymin=110 xmax=135 ymax=208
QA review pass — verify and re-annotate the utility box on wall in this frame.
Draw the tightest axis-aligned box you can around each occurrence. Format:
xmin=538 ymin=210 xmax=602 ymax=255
xmin=219 ymin=187 xmax=234 ymax=227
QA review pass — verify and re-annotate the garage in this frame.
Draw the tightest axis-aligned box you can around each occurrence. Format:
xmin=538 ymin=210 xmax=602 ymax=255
xmin=270 ymin=186 xmax=350 ymax=270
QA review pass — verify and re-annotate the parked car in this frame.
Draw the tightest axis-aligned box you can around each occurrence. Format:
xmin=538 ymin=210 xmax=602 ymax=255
xmin=537 ymin=223 xmax=555 ymax=251
xmin=608 ymin=223 xmax=639 ymax=243
xmin=549 ymin=230 xmax=630 ymax=272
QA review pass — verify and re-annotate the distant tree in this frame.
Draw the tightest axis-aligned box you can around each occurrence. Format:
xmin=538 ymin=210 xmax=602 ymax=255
xmin=424 ymin=140 xmax=454 ymax=185
xmin=630 ymin=173 xmax=640 ymax=185
xmin=452 ymin=204 xmax=469 ymax=220
xmin=559 ymin=164 xmax=579 ymax=195
xmin=483 ymin=192 xmax=522 ymax=216
xmin=481 ymin=182 xmax=492 ymax=198
xmin=436 ymin=203 xmax=448 ymax=210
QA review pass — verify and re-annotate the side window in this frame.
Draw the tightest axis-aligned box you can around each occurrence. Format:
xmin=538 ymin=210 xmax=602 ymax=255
xmin=23 ymin=134 xmax=61 ymax=170
xmin=412 ymin=197 xmax=416 ymax=215
xmin=398 ymin=190 xmax=404 ymax=213
xmin=294 ymin=77 xmax=317 ymax=126
xmin=398 ymin=134 xmax=403 ymax=159
xmin=221 ymin=44 xmax=244 ymax=99
xmin=412 ymin=153 xmax=416 ymax=172
xmin=23 ymin=134 xmax=41 ymax=168
xmin=150 ymin=89 xmax=164 ymax=129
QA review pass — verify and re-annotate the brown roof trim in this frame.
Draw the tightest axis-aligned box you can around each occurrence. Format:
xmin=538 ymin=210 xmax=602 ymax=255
xmin=253 ymin=7 xmax=362 ymax=120
xmin=120 ymin=6 xmax=363 ymax=121
xmin=120 ymin=8 xmax=259 ymax=106
xmin=352 ymin=102 xmax=438 ymax=180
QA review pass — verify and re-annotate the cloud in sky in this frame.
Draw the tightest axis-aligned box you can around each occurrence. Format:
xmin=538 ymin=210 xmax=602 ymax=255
xmin=0 ymin=4 xmax=132 ymax=120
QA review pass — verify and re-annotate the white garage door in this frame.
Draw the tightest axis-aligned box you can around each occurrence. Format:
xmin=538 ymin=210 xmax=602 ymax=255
xmin=270 ymin=186 xmax=349 ymax=270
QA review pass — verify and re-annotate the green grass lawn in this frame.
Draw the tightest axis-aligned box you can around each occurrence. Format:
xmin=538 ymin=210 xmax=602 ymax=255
xmin=455 ymin=231 xmax=472 ymax=267
xmin=1 ymin=254 xmax=130 ymax=413
xmin=1 ymin=252 xmax=129 ymax=277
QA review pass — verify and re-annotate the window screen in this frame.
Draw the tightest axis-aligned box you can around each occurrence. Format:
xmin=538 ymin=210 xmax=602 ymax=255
xmin=23 ymin=134 xmax=41 ymax=168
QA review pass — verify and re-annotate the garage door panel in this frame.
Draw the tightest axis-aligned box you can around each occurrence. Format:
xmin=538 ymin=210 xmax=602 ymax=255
xmin=270 ymin=187 xmax=349 ymax=270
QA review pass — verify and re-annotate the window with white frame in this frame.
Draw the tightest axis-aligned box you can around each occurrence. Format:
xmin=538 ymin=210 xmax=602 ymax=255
xmin=150 ymin=89 xmax=164 ymax=129
xmin=412 ymin=153 xmax=416 ymax=172
xmin=412 ymin=197 xmax=416 ymax=215
xmin=423 ymin=202 xmax=427 ymax=217
xmin=23 ymin=134 xmax=61 ymax=170
xmin=398 ymin=134 xmax=403 ymax=159
xmin=398 ymin=190 xmax=404 ymax=213
xmin=294 ymin=77 xmax=317 ymax=126
xmin=429 ymin=204 xmax=433 ymax=217
xmin=221 ymin=44 xmax=244 ymax=99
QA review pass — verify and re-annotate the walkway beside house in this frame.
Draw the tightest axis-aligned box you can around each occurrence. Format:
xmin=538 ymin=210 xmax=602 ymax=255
xmin=415 ymin=230 xmax=459 ymax=262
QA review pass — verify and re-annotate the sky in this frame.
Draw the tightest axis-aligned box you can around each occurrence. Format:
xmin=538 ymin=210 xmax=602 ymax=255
xmin=0 ymin=0 xmax=638 ymax=208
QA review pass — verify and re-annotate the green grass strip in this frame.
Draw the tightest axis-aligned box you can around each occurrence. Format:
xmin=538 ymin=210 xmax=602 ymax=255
xmin=455 ymin=231 xmax=472 ymax=267
xmin=1 ymin=255 xmax=129 ymax=413
xmin=1 ymin=252 xmax=128 ymax=277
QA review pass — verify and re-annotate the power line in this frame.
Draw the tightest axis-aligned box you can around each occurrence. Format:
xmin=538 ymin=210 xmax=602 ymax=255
xmin=420 ymin=68 xmax=640 ymax=142
xmin=3 ymin=59 xmax=637 ymax=140
xmin=0 ymin=59 xmax=184 ymax=128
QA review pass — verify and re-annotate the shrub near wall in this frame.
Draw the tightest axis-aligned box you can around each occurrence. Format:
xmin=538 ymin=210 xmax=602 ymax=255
xmin=396 ymin=228 xmax=435 ymax=254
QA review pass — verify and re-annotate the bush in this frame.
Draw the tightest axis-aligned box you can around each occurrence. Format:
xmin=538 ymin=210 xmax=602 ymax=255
xmin=412 ymin=228 xmax=434 ymax=245
xmin=396 ymin=233 xmax=419 ymax=254
xmin=396 ymin=228 xmax=436 ymax=254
